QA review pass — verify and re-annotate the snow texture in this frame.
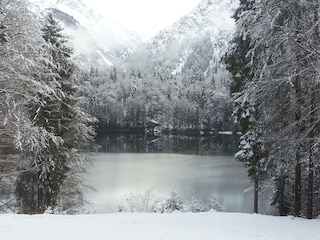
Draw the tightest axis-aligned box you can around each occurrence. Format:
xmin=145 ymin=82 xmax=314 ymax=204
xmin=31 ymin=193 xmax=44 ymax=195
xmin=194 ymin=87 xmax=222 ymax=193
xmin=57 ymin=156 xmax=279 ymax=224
xmin=1 ymin=212 xmax=319 ymax=240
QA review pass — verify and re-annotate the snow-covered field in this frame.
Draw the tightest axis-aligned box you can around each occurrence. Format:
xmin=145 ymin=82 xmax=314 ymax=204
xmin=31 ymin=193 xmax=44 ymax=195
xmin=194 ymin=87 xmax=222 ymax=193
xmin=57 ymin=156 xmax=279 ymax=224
xmin=1 ymin=212 xmax=319 ymax=240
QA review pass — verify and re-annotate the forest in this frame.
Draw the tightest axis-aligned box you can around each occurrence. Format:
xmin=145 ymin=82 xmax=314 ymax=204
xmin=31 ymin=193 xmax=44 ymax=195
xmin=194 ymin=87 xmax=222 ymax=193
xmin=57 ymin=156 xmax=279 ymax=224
xmin=226 ymin=0 xmax=320 ymax=219
xmin=78 ymin=67 xmax=233 ymax=134
xmin=0 ymin=0 xmax=320 ymax=219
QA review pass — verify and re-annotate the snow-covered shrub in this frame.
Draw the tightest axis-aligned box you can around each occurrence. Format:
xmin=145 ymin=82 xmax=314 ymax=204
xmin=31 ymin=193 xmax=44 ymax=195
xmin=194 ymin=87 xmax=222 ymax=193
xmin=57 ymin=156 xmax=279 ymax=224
xmin=160 ymin=191 xmax=184 ymax=213
xmin=207 ymin=194 xmax=224 ymax=212
xmin=123 ymin=189 xmax=160 ymax=213
xmin=121 ymin=190 xmax=225 ymax=214
xmin=186 ymin=193 xmax=207 ymax=213
xmin=185 ymin=193 xmax=224 ymax=213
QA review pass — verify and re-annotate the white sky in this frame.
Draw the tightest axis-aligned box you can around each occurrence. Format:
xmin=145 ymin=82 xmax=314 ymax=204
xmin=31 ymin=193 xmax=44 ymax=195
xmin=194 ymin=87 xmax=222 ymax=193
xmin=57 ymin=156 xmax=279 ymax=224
xmin=82 ymin=0 xmax=203 ymax=36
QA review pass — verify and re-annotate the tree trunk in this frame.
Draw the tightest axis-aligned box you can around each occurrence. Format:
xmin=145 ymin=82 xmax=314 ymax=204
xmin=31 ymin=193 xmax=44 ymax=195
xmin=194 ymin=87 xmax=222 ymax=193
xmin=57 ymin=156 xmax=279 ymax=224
xmin=294 ymin=75 xmax=302 ymax=217
xmin=307 ymin=81 xmax=316 ymax=219
xmin=307 ymin=155 xmax=314 ymax=219
xmin=294 ymin=162 xmax=301 ymax=216
xmin=254 ymin=175 xmax=258 ymax=213
xmin=278 ymin=175 xmax=287 ymax=216
xmin=306 ymin=0 xmax=320 ymax=219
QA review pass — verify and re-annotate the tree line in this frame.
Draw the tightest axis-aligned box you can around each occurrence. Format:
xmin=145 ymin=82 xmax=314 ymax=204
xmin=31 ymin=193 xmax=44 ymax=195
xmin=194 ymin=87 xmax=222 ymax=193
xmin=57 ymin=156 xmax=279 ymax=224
xmin=0 ymin=0 xmax=95 ymax=214
xmin=226 ymin=0 xmax=320 ymax=218
xmin=78 ymin=66 xmax=233 ymax=134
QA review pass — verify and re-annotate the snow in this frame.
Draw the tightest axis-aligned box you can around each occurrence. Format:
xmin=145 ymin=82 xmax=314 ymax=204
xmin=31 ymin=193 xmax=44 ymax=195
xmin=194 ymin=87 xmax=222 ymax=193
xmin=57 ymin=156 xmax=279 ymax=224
xmin=218 ymin=131 xmax=233 ymax=135
xmin=1 ymin=212 xmax=319 ymax=240
xmin=96 ymin=50 xmax=113 ymax=66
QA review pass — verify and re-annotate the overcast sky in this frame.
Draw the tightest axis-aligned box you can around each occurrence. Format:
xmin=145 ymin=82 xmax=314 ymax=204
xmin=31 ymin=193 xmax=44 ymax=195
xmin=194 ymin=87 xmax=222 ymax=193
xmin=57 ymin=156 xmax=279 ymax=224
xmin=82 ymin=0 xmax=203 ymax=36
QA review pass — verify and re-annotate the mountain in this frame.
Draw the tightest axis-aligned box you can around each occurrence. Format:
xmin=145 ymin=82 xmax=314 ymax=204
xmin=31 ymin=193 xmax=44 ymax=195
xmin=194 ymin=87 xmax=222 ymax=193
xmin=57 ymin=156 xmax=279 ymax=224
xmin=126 ymin=0 xmax=238 ymax=91
xmin=30 ymin=0 xmax=239 ymax=131
xmin=28 ymin=0 xmax=144 ymax=70
xmin=28 ymin=0 xmax=237 ymax=77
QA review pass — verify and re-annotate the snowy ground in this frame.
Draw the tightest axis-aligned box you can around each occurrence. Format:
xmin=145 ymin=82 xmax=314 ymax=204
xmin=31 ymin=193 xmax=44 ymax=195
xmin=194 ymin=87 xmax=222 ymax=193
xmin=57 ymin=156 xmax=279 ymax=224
xmin=1 ymin=212 xmax=319 ymax=240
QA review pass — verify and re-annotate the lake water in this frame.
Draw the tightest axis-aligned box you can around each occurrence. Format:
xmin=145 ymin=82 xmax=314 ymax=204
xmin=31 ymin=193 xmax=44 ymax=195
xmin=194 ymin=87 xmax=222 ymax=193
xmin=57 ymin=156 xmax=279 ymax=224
xmin=83 ymin=134 xmax=254 ymax=213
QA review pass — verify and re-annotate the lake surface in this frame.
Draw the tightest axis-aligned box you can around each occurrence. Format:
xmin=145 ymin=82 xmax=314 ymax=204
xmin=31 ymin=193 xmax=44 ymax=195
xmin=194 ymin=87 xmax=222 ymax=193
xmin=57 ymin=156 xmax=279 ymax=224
xmin=83 ymin=134 xmax=255 ymax=213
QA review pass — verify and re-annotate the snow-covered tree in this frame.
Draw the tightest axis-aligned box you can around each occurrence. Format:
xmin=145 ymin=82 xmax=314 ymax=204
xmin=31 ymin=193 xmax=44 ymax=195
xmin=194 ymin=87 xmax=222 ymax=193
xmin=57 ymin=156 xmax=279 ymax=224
xmin=0 ymin=0 xmax=63 ymax=212
xmin=225 ymin=0 xmax=268 ymax=214
xmin=15 ymin=13 xmax=96 ymax=214
xmin=160 ymin=191 xmax=184 ymax=213
xmin=227 ymin=0 xmax=320 ymax=218
xmin=78 ymin=65 xmax=234 ymax=133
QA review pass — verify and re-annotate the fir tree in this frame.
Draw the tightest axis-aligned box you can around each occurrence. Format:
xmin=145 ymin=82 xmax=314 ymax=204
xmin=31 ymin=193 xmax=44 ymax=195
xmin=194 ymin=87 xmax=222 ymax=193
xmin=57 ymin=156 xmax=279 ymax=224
xmin=225 ymin=0 xmax=267 ymax=214
xmin=0 ymin=0 xmax=61 ymax=212
xmin=227 ymin=0 xmax=320 ymax=218
xmin=16 ymin=14 xmax=96 ymax=214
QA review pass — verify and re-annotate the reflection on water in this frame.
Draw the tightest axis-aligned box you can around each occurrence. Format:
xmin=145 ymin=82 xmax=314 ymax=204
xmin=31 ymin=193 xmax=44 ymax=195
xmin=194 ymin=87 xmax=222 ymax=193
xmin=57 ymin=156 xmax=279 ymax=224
xmin=83 ymin=133 xmax=255 ymax=213
xmin=95 ymin=133 xmax=240 ymax=154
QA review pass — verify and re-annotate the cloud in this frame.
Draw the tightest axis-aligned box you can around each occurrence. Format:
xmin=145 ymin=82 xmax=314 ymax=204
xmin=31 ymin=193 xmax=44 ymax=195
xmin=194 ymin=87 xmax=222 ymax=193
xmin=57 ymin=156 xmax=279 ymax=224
xmin=82 ymin=0 xmax=203 ymax=37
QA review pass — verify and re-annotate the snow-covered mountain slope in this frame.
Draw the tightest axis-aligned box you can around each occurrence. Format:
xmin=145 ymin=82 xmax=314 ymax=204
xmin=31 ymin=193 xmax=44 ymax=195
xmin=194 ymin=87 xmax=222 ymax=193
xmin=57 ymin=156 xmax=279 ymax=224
xmin=29 ymin=0 xmax=237 ymax=77
xmin=126 ymin=0 xmax=238 ymax=90
xmin=29 ymin=0 xmax=144 ymax=70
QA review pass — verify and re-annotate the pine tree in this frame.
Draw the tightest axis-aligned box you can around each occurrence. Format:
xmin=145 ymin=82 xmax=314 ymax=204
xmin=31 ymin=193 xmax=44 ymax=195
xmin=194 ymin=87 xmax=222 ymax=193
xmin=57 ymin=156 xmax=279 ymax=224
xmin=225 ymin=0 xmax=268 ymax=214
xmin=0 ymin=0 xmax=65 ymax=212
xmin=16 ymin=14 xmax=96 ymax=214
xmin=227 ymin=0 xmax=320 ymax=218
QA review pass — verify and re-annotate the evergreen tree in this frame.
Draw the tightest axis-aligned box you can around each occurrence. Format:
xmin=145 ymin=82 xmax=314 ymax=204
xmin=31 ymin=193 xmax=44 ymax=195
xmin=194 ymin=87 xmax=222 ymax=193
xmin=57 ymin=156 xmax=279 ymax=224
xmin=227 ymin=0 xmax=320 ymax=218
xmin=225 ymin=0 xmax=267 ymax=214
xmin=0 ymin=0 xmax=67 ymax=212
xmin=16 ymin=14 xmax=96 ymax=214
